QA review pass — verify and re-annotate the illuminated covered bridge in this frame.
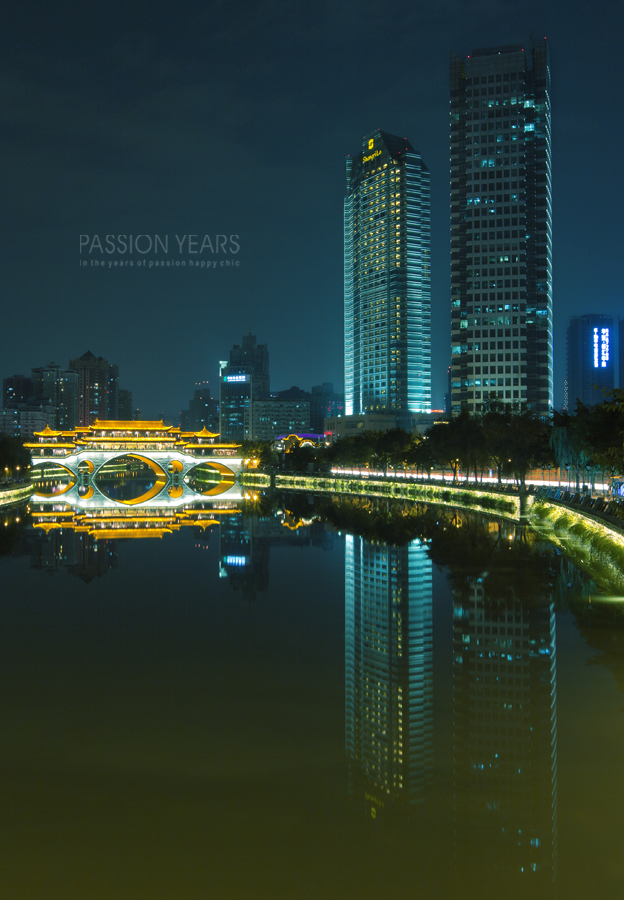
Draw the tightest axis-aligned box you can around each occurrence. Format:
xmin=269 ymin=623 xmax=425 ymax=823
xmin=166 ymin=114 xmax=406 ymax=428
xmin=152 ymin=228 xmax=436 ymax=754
xmin=26 ymin=420 xmax=245 ymax=506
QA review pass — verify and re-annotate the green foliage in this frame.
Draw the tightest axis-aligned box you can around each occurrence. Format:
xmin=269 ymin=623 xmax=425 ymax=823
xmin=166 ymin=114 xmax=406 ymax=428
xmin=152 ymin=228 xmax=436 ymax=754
xmin=0 ymin=436 xmax=30 ymax=476
xmin=240 ymin=440 xmax=278 ymax=471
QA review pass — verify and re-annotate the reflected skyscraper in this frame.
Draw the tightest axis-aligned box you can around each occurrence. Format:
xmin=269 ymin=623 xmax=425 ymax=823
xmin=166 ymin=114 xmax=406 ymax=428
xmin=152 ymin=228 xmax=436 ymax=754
xmin=219 ymin=511 xmax=269 ymax=601
xmin=345 ymin=536 xmax=433 ymax=819
xmin=452 ymin=578 xmax=557 ymax=885
xmin=30 ymin=527 xmax=118 ymax=580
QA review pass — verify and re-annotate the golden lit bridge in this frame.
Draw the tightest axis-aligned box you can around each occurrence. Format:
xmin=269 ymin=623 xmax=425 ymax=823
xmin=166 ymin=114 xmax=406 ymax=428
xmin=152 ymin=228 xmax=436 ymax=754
xmin=26 ymin=420 xmax=246 ymax=506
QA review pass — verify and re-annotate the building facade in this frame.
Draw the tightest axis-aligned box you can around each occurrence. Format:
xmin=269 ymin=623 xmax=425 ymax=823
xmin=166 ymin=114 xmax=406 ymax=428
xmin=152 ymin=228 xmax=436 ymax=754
xmin=31 ymin=362 xmax=79 ymax=429
xmin=344 ymin=130 xmax=431 ymax=428
xmin=251 ymin=397 xmax=311 ymax=441
xmin=219 ymin=333 xmax=270 ymax=442
xmin=0 ymin=404 xmax=55 ymax=437
xmin=69 ymin=351 xmax=119 ymax=426
xmin=310 ymin=383 xmax=344 ymax=434
xmin=184 ymin=383 xmax=219 ymax=432
xmin=566 ymin=314 xmax=615 ymax=410
xmin=3 ymin=374 xmax=33 ymax=408
xmin=450 ymin=40 xmax=552 ymax=417
xmin=620 ymin=319 xmax=624 ymax=393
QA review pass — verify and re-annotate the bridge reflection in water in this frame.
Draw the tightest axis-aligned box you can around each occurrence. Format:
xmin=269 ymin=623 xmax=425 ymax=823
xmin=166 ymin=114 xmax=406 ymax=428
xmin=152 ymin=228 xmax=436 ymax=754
xmin=26 ymin=420 xmax=245 ymax=505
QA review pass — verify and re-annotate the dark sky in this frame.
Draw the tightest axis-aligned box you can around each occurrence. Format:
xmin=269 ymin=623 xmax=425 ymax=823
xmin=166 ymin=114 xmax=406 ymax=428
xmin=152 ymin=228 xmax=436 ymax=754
xmin=1 ymin=0 xmax=622 ymax=416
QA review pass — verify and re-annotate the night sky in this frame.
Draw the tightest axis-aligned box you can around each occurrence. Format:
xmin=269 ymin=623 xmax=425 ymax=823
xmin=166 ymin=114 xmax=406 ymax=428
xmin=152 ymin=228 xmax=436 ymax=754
xmin=2 ymin=0 xmax=622 ymax=417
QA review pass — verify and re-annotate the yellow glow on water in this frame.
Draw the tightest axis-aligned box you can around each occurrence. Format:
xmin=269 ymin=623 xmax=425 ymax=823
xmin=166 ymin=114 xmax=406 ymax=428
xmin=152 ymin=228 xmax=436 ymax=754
xmin=589 ymin=595 xmax=624 ymax=604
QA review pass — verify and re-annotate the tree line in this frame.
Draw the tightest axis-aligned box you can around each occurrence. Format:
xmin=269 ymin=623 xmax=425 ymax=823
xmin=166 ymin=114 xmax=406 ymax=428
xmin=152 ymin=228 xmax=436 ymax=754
xmin=244 ymin=391 xmax=624 ymax=492
xmin=0 ymin=435 xmax=30 ymax=481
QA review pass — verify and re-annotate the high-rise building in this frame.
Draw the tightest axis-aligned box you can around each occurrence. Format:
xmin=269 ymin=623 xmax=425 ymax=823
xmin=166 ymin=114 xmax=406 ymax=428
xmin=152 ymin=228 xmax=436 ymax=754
xmin=184 ymin=383 xmax=219 ymax=432
xmin=31 ymin=362 xmax=79 ymax=429
xmin=251 ymin=394 xmax=311 ymax=441
xmin=344 ymin=130 xmax=431 ymax=427
xmin=69 ymin=351 xmax=119 ymax=426
xmin=345 ymin=535 xmax=433 ymax=819
xmin=117 ymin=388 xmax=133 ymax=421
xmin=310 ymin=383 xmax=344 ymax=434
xmin=619 ymin=319 xmax=624 ymax=391
xmin=450 ymin=40 xmax=552 ymax=417
xmin=228 ymin=331 xmax=270 ymax=395
xmin=3 ymin=374 xmax=33 ymax=408
xmin=566 ymin=314 xmax=615 ymax=410
xmin=219 ymin=333 xmax=270 ymax=442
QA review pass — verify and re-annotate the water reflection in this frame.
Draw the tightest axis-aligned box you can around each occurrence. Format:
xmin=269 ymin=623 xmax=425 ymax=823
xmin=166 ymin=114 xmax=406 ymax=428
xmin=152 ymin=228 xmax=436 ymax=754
xmin=30 ymin=526 xmax=118 ymax=581
xmin=345 ymin=536 xmax=432 ymax=819
xmin=338 ymin=504 xmax=560 ymax=896
xmin=3 ymin=492 xmax=623 ymax=898
xmin=452 ymin=577 xmax=557 ymax=888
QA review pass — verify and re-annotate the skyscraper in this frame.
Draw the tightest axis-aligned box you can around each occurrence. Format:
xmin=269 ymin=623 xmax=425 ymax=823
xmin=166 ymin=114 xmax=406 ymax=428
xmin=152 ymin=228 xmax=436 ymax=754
xmin=219 ymin=332 xmax=270 ymax=442
xmin=344 ymin=130 xmax=431 ymax=427
xmin=450 ymin=40 xmax=552 ymax=417
xmin=619 ymin=319 xmax=624 ymax=392
xmin=566 ymin=314 xmax=614 ymax=410
xmin=31 ymin=362 xmax=79 ymax=429
xmin=69 ymin=351 xmax=119 ymax=426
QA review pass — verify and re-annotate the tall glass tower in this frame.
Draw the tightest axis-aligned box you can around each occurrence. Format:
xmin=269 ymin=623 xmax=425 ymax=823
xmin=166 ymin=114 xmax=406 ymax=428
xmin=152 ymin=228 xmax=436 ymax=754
xmin=345 ymin=130 xmax=431 ymax=427
xmin=450 ymin=40 xmax=552 ymax=417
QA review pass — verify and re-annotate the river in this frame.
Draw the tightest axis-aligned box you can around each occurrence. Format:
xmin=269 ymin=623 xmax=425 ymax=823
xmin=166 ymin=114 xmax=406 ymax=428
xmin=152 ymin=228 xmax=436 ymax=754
xmin=0 ymin=494 xmax=623 ymax=900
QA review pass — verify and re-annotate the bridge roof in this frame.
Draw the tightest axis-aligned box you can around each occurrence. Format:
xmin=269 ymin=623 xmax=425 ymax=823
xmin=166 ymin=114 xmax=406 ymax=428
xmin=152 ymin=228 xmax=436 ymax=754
xmin=74 ymin=436 xmax=179 ymax=443
xmin=179 ymin=428 xmax=220 ymax=438
xmin=90 ymin=419 xmax=176 ymax=431
xmin=33 ymin=424 xmax=64 ymax=437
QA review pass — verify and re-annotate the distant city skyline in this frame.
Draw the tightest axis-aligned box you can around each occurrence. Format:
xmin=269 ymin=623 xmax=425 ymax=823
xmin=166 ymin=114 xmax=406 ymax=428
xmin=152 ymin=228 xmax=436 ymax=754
xmin=2 ymin=2 xmax=622 ymax=415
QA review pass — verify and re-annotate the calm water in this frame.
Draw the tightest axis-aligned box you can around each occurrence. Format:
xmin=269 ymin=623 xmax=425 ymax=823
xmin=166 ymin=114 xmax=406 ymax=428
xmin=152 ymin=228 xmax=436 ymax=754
xmin=1 ymin=496 xmax=624 ymax=900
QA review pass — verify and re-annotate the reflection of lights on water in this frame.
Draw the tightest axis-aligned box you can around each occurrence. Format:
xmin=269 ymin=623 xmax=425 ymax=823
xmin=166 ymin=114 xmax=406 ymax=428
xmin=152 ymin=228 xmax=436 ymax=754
xmin=589 ymin=595 xmax=624 ymax=605
xmin=225 ymin=556 xmax=247 ymax=566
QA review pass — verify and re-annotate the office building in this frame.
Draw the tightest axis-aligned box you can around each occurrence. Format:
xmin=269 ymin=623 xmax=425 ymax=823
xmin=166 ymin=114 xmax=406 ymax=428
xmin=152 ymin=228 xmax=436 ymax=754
xmin=450 ymin=40 xmax=552 ymax=416
xmin=69 ymin=351 xmax=119 ymax=426
xmin=566 ymin=314 xmax=614 ymax=410
xmin=310 ymin=383 xmax=344 ymax=434
xmin=3 ymin=374 xmax=33 ymax=408
xmin=344 ymin=130 xmax=431 ymax=428
xmin=117 ymin=388 xmax=133 ymax=421
xmin=345 ymin=535 xmax=433 ymax=819
xmin=620 ymin=319 xmax=624 ymax=391
xmin=184 ymin=383 xmax=219 ymax=432
xmin=0 ymin=404 xmax=55 ymax=437
xmin=219 ymin=332 xmax=269 ymax=442
xmin=219 ymin=364 xmax=253 ymax=442
xmin=251 ymin=393 xmax=311 ymax=441
xmin=31 ymin=362 xmax=79 ymax=429
xmin=228 ymin=331 xmax=270 ymax=395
